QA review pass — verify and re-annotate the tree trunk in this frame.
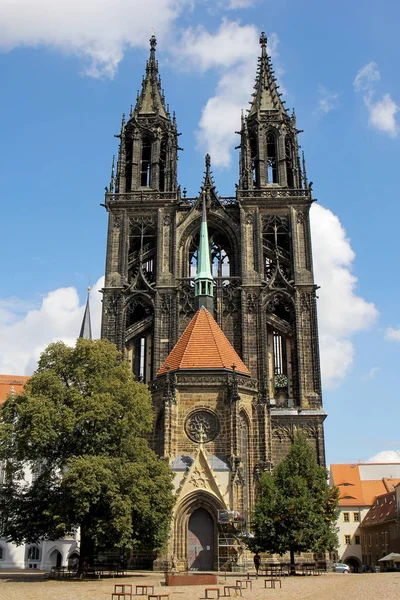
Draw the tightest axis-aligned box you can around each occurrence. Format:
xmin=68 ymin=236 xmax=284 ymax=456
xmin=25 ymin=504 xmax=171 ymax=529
xmin=290 ymin=548 xmax=296 ymax=576
xmin=78 ymin=524 xmax=95 ymax=577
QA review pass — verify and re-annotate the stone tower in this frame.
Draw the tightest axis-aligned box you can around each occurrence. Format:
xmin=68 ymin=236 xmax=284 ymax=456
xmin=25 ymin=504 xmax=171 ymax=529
xmin=101 ymin=33 xmax=326 ymax=570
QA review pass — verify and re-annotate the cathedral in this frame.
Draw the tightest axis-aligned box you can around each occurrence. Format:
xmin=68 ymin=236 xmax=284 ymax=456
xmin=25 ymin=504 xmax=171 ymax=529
xmin=101 ymin=33 xmax=326 ymax=571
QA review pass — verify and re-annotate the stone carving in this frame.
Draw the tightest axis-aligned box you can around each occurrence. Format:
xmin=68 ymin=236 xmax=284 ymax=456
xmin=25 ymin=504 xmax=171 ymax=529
xmin=247 ymin=293 xmax=257 ymax=314
xmin=113 ymin=214 xmax=122 ymax=228
xmin=178 ymin=281 xmax=195 ymax=316
xmin=245 ymin=212 xmax=254 ymax=225
xmin=296 ymin=210 xmax=306 ymax=225
xmin=189 ymin=467 xmax=208 ymax=488
xmin=185 ymin=410 xmax=220 ymax=443
xmin=222 ymin=280 xmax=241 ymax=316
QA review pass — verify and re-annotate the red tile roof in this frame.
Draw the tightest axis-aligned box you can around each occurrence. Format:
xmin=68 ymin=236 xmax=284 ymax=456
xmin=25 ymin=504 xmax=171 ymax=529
xmin=0 ymin=374 xmax=29 ymax=404
xmin=330 ymin=464 xmax=400 ymax=507
xmin=362 ymin=491 xmax=397 ymax=527
xmin=157 ymin=307 xmax=250 ymax=376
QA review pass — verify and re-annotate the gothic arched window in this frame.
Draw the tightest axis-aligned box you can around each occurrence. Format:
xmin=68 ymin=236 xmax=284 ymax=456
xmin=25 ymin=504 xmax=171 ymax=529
xmin=159 ymin=137 xmax=167 ymax=192
xmin=285 ymin=138 xmax=294 ymax=188
xmin=239 ymin=413 xmax=249 ymax=513
xmin=249 ymin=133 xmax=259 ymax=188
xmin=189 ymin=228 xmax=232 ymax=279
xmin=140 ymin=137 xmax=152 ymax=187
xmin=125 ymin=299 xmax=154 ymax=383
xmin=28 ymin=546 xmax=40 ymax=561
xmin=266 ymin=132 xmax=278 ymax=184
xmin=262 ymin=216 xmax=291 ymax=282
xmin=128 ymin=220 xmax=156 ymax=283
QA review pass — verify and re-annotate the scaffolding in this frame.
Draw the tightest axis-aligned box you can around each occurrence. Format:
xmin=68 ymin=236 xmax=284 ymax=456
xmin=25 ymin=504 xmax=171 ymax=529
xmin=217 ymin=510 xmax=249 ymax=573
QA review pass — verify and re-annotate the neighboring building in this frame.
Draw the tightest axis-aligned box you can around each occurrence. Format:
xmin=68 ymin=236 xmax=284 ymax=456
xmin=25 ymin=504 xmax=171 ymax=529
xmin=0 ymin=374 xmax=30 ymax=404
xmin=330 ymin=463 xmax=400 ymax=571
xmin=101 ymin=33 xmax=326 ymax=570
xmin=360 ymin=485 xmax=400 ymax=567
xmin=0 ymin=296 xmax=91 ymax=569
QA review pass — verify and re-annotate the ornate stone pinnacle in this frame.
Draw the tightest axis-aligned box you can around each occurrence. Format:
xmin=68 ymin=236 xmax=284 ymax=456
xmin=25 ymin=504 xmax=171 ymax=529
xmin=259 ymin=31 xmax=267 ymax=49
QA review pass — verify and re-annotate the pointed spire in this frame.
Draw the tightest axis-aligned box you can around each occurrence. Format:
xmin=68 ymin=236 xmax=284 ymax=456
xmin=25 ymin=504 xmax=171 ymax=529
xmin=194 ymin=192 xmax=214 ymax=314
xmin=248 ymin=31 xmax=287 ymax=116
xmin=133 ymin=35 xmax=168 ymax=118
xmin=199 ymin=153 xmax=221 ymax=208
xmin=79 ymin=287 xmax=92 ymax=340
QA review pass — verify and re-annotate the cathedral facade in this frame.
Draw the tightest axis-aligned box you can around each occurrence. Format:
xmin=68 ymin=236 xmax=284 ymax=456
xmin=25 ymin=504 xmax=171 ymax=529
xmin=101 ymin=33 xmax=326 ymax=571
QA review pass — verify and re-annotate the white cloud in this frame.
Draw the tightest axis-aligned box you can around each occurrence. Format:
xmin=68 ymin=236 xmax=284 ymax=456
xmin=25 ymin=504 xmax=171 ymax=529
xmin=367 ymin=93 xmax=399 ymax=137
xmin=367 ymin=450 xmax=400 ymax=463
xmin=385 ymin=326 xmax=400 ymax=341
xmin=311 ymin=204 xmax=378 ymax=389
xmin=0 ymin=277 xmax=104 ymax=376
xmin=364 ymin=366 xmax=381 ymax=380
xmin=315 ymin=85 xmax=338 ymax=115
xmin=354 ymin=62 xmax=399 ymax=137
xmin=353 ymin=61 xmax=380 ymax=92
xmin=176 ymin=21 xmax=281 ymax=167
xmin=0 ymin=0 xmax=189 ymax=78
xmin=225 ymin=0 xmax=256 ymax=8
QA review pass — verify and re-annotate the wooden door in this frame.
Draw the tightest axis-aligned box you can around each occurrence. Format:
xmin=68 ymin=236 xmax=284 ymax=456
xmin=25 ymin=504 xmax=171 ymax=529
xmin=187 ymin=508 xmax=214 ymax=571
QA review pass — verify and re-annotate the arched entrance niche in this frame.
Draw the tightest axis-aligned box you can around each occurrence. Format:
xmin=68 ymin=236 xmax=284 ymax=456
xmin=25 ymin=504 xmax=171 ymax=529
xmin=174 ymin=491 xmax=222 ymax=571
xmin=346 ymin=557 xmax=361 ymax=573
xmin=49 ymin=548 xmax=62 ymax=568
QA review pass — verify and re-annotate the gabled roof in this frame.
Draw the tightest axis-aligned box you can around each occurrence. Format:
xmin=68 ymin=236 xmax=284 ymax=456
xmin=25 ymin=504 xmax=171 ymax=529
xmin=0 ymin=374 xmax=29 ymax=404
xmin=330 ymin=463 xmax=400 ymax=507
xmin=362 ymin=491 xmax=397 ymax=527
xmin=157 ymin=307 xmax=250 ymax=376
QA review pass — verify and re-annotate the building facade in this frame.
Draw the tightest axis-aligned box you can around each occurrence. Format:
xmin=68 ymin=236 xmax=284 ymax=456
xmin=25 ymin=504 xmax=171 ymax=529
xmin=101 ymin=33 xmax=326 ymax=570
xmin=330 ymin=463 xmax=400 ymax=571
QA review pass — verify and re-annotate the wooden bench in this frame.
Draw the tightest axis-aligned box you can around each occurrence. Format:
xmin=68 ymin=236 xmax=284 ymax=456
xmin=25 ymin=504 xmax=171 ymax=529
xmin=223 ymin=586 xmax=242 ymax=597
xmin=236 ymin=579 xmax=252 ymax=590
xmin=264 ymin=578 xmax=282 ymax=589
xmin=114 ymin=584 xmax=133 ymax=599
xmin=135 ymin=585 xmax=155 ymax=595
xmin=205 ymin=588 xmax=220 ymax=599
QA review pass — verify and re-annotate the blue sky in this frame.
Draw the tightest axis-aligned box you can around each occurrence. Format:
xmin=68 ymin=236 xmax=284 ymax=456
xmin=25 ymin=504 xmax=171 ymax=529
xmin=0 ymin=0 xmax=399 ymax=466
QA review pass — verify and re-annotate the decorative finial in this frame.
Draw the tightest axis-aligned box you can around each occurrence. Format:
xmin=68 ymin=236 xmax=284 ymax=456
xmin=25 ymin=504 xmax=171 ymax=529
xmin=150 ymin=33 xmax=157 ymax=53
xmin=205 ymin=153 xmax=211 ymax=169
xmin=87 ymin=286 xmax=91 ymax=292
xmin=260 ymin=31 xmax=267 ymax=53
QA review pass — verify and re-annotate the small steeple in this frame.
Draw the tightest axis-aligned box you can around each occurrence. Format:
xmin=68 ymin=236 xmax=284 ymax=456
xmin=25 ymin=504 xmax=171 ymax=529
xmin=194 ymin=193 xmax=214 ymax=314
xmin=133 ymin=35 xmax=168 ymax=118
xmin=79 ymin=287 xmax=92 ymax=340
xmin=248 ymin=31 xmax=287 ymax=116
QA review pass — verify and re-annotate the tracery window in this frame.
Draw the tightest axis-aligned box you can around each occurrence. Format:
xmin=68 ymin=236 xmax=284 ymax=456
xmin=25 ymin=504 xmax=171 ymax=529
xmin=262 ymin=215 xmax=291 ymax=283
xmin=140 ymin=137 xmax=152 ymax=187
xmin=155 ymin=411 xmax=165 ymax=457
xmin=239 ymin=413 xmax=249 ymax=513
xmin=189 ymin=230 xmax=231 ymax=279
xmin=28 ymin=546 xmax=40 ymax=561
xmin=128 ymin=220 xmax=156 ymax=283
xmin=126 ymin=299 xmax=153 ymax=383
xmin=159 ymin=138 xmax=167 ymax=192
xmin=250 ymin=134 xmax=259 ymax=188
xmin=285 ymin=138 xmax=294 ymax=188
xmin=266 ymin=132 xmax=278 ymax=184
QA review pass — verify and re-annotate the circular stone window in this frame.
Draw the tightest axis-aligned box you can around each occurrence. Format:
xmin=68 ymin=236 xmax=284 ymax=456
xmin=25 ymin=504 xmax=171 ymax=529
xmin=185 ymin=409 xmax=220 ymax=443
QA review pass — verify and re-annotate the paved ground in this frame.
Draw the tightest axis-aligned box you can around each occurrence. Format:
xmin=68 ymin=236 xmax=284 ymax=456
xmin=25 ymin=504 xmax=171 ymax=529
xmin=0 ymin=571 xmax=399 ymax=600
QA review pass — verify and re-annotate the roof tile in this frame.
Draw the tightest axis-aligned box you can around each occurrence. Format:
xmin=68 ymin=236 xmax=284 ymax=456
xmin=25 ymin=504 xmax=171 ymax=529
xmin=157 ymin=307 xmax=250 ymax=376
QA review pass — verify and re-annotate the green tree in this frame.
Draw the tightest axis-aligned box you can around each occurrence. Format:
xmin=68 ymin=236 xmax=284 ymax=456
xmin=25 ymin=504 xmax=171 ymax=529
xmin=0 ymin=339 xmax=174 ymax=571
xmin=248 ymin=431 xmax=339 ymax=572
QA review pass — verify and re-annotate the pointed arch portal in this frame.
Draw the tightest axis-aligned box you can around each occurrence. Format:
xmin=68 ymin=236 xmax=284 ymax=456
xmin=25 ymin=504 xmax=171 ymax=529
xmin=187 ymin=507 xmax=214 ymax=571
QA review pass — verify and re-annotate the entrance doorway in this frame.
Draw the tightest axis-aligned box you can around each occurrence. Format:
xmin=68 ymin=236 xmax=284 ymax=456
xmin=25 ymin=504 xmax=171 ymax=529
xmin=187 ymin=508 xmax=214 ymax=570
xmin=49 ymin=549 xmax=62 ymax=568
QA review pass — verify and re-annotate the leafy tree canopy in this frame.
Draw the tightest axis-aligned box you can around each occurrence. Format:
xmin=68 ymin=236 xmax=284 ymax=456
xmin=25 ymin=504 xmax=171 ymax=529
xmin=0 ymin=339 xmax=174 ymax=564
xmin=247 ymin=431 xmax=339 ymax=568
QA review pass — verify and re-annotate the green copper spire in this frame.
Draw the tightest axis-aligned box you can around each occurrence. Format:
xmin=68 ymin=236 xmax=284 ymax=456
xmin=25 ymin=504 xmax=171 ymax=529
xmin=194 ymin=189 xmax=214 ymax=313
